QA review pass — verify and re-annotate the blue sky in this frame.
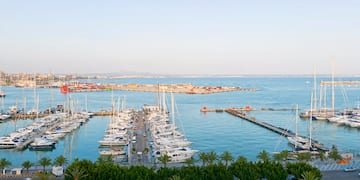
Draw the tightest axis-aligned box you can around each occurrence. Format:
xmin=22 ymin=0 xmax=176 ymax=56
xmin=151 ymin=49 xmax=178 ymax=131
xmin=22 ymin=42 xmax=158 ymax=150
xmin=0 ymin=1 xmax=359 ymax=75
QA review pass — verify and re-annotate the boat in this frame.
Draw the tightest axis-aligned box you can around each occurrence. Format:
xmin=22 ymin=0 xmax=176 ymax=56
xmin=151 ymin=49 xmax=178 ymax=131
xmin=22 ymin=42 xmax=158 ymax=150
xmin=99 ymin=148 xmax=126 ymax=156
xmin=287 ymin=105 xmax=311 ymax=150
xmin=0 ymin=137 xmax=17 ymax=149
xmin=0 ymin=91 xmax=5 ymax=98
xmin=29 ymin=137 xmax=56 ymax=150
xmin=0 ymin=114 xmax=11 ymax=120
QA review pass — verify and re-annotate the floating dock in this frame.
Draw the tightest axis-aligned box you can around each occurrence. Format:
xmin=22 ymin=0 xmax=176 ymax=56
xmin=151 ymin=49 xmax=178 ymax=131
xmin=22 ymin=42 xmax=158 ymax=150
xmin=225 ymin=108 xmax=330 ymax=151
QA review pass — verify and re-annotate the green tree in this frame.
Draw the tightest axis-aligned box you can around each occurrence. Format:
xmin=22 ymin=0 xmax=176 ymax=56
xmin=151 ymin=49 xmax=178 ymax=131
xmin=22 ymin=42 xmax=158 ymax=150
xmin=158 ymin=154 xmax=171 ymax=168
xmin=286 ymin=162 xmax=322 ymax=179
xmin=65 ymin=165 xmax=88 ymax=180
xmin=328 ymin=149 xmax=342 ymax=161
xmin=257 ymin=150 xmax=270 ymax=162
xmin=0 ymin=158 xmax=11 ymax=175
xmin=39 ymin=157 xmax=52 ymax=173
xmin=273 ymin=153 xmax=283 ymax=162
xmin=236 ymin=156 xmax=248 ymax=163
xmin=22 ymin=160 xmax=34 ymax=174
xmin=207 ymin=151 xmax=217 ymax=165
xmin=220 ymin=151 xmax=233 ymax=169
xmin=64 ymin=159 xmax=94 ymax=180
xmin=301 ymin=171 xmax=320 ymax=180
xmin=53 ymin=155 xmax=68 ymax=167
xmin=230 ymin=157 xmax=260 ymax=180
xmin=297 ymin=152 xmax=311 ymax=162
xmin=168 ymin=175 xmax=181 ymax=180
xmin=184 ymin=157 xmax=195 ymax=167
xmin=255 ymin=160 xmax=287 ymax=180
xmin=199 ymin=152 xmax=208 ymax=166
xmin=318 ymin=151 xmax=325 ymax=161
xmin=280 ymin=150 xmax=289 ymax=162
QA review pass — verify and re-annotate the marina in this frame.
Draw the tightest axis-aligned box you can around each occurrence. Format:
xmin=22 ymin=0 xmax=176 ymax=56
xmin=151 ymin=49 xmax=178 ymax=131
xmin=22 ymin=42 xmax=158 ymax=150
xmin=1 ymin=77 xmax=360 ymax=167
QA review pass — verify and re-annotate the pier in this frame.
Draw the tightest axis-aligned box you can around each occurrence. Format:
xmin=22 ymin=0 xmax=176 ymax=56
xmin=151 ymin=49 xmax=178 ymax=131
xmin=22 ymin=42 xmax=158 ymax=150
xmin=129 ymin=110 xmax=151 ymax=165
xmin=12 ymin=114 xmax=48 ymax=119
xmin=16 ymin=120 xmax=64 ymax=150
xmin=320 ymin=80 xmax=360 ymax=86
xmin=225 ymin=109 xmax=294 ymax=137
xmin=224 ymin=108 xmax=330 ymax=151
xmin=200 ymin=106 xmax=296 ymax=113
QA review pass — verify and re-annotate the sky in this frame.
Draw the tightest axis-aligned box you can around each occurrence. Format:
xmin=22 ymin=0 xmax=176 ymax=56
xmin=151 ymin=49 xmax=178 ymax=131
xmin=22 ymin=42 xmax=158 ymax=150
xmin=0 ymin=0 xmax=359 ymax=75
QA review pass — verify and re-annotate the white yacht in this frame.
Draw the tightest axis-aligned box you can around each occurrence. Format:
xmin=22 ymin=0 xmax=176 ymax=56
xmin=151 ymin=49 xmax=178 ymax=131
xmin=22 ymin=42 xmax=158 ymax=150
xmin=0 ymin=137 xmax=17 ymax=149
xmin=99 ymin=149 xmax=126 ymax=156
xmin=29 ymin=137 xmax=55 ymax=150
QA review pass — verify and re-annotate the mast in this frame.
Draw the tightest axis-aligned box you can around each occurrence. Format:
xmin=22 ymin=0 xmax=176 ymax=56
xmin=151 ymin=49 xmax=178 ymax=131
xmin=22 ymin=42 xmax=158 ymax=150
xmin=85 ymin=95 xmax=88 ymax=112
xmin=313 ymin=65 xmax=317 ymax=112
xmin=324 ymin=85 xmax=327 ymax=113
xmin=319 ymin=83 xmax=323 ymax=112
xmin=295 ymin=104 xmax=298 ymax=137
xmin=123 ymin=95 xmax=126 ymax=111
xmin=331 ymin=62 xmax=335 ymax=115
xmin=171 ymin=92 xmax=175 ymax=126
xmin=157 ymin=83 xmax=161 ymax=110
xmin=309 ymin=92 xmax=313 ymax=150
xmin=162 ymin=90 xmax=166 ymax=114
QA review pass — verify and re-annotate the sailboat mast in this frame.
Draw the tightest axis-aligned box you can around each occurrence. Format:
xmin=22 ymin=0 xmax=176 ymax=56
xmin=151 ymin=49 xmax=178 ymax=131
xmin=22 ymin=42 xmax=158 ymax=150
xmin=313 ymin=66 xmax=317 ymax=112
xmin=309 ymin=93 xmax=313 ymax=149
xmin=85 ymin=95 xmax=88 ymax=112
xmin=171 ymin=92 xmax=175 ymax=126
xmin=295 ymin=104 xmax=298 ymax=137
xmin=331 ymin=62 xmax=335 ymax=115
xmin=319 ymin=83 xmax=323 ymax=112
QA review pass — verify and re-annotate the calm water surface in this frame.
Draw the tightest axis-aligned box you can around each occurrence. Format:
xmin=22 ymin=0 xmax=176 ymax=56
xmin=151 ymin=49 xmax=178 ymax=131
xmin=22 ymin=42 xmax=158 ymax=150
xmin=1 ymin=77 xmax=360 ymax=166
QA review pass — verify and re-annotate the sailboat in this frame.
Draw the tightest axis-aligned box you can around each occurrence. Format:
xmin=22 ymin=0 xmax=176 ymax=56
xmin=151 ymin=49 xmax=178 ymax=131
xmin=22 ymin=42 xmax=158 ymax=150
xmin=287 ymin=104 xmax=311 ymax=150
xmin=152 ymin=92 xmax=198 ymax=162
xmin=0 ymin=78 xmax=5 ymax=98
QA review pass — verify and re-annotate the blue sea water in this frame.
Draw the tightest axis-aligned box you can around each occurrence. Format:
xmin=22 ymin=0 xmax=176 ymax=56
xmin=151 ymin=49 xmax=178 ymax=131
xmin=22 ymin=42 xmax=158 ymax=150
xmin=1 ymin=77 xmax=360 ymax=166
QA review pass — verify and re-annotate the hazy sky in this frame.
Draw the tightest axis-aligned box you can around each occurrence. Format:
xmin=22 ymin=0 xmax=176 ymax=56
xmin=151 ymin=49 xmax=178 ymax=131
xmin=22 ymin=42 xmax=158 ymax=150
xmin=0 ymin=1 xmax=359 ymax=75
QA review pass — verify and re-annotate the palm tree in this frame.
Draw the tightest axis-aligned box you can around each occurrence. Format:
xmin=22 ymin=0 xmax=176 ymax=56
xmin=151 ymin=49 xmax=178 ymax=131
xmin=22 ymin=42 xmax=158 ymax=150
xmin=236 ymin=156 xmax=248 ymax=163
xmin=207 ymin=151 xmax=217 ymax=165
xmin=257 ymin=150 xmax=270 ymax=162
xmin=184 ymin=157 xmax=195 ymax=167
xmin=280 ymin=150 xmax=289 ymax=162
xmin=168 ymin=175 xmax=181 ymax=180
xmin=65 ymin=165 xmax=88 ymax=180
xmin=297 ymin=152 xmax=311 ymax=162
xmin=22 ymin=160 xmax=34 ymax=174
xmin=53 ymin=155 xmax=67 ymax=167
xmin=220 ymin=151 xmax=233 ymax=169
xmin=301 ymin=171 xmax=320 ymax=180
xmin=0 ymin=158 xmax=11 ymax=175
xmin=158 ymin=154 xmax=171 ymax=168
xmin=328 ymin=149 xmax=341 ymax=161
xmin=199 ymin=152 xmax=208 ymax=166
xmin=319 ymin=151 xmax=325 ymax=161
xmin=273 ymin=153 xmax=283 ymax=162
xmin=39 ymin=157 xmax=52 ymax=173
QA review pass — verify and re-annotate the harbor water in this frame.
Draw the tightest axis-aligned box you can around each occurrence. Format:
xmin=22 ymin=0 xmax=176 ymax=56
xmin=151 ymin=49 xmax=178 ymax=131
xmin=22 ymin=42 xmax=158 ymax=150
xmin=1 ymin=77 xmax=360 ymax=166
